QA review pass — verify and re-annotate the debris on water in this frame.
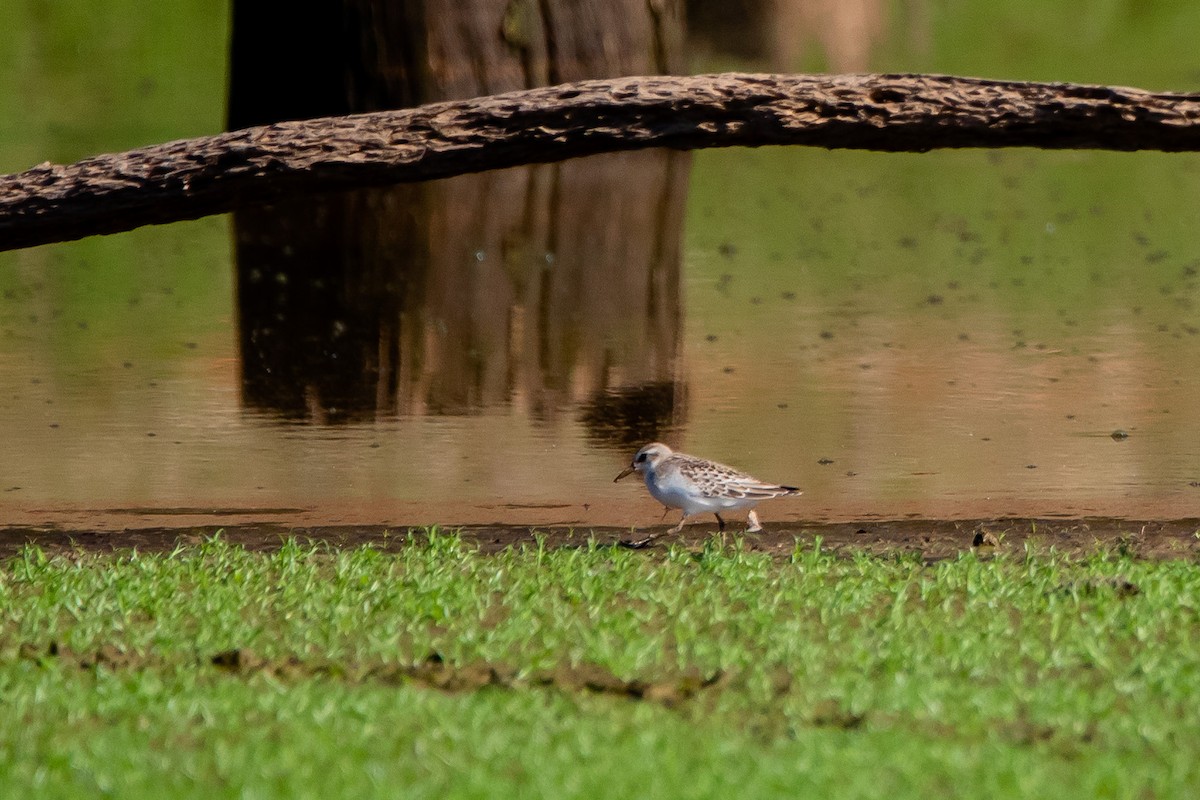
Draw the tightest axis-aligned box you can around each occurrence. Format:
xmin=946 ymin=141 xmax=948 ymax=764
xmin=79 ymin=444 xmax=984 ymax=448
xmin=1111 ymin=430 xmax=1130 ymax=440
xmin=817 ymin=458 xmax=834 ymax=465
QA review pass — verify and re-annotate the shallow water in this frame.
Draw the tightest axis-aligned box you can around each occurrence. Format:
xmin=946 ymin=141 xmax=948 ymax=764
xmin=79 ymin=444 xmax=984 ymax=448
xmin=4 ymin=4 xmax=1200 ymax=532
xmin=4 ymin=147 xmax=1200 ymax=530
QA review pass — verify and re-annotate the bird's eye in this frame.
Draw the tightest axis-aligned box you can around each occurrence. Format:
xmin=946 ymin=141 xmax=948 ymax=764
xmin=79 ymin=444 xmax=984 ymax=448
xmin=636 ymin=453 xmax=647 ymax=463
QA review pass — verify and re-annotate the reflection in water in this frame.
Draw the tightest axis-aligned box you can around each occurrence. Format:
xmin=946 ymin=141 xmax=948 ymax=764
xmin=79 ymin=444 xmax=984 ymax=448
xmin=235 ymin=188 xmax=412 ymax=422
xmin=394 ymin=152 xmax=686 ymax=421
xmin=235 ymin=151 xmax=688 ymax=431
xmin=580 ymin=381 xmax=686 ymax=449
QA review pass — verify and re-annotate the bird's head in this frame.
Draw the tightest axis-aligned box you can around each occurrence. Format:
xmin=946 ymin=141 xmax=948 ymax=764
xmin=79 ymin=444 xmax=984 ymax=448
xmin=613 ymin=442 xmax=674 ymax=482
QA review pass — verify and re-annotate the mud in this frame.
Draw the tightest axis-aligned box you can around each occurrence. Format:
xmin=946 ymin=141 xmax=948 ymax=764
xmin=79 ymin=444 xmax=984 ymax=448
xmin=16 ymin=640 xmax=1090 ymax=747
xmin=19 ymin=641 xmax=724 ymax=708
xmin=1 ymin=517 xmax=1198 ymax=560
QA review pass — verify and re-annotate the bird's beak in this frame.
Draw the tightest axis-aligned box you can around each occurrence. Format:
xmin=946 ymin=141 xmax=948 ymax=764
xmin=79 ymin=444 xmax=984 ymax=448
xmin=613 ymin=465 xmax=636 ymax=482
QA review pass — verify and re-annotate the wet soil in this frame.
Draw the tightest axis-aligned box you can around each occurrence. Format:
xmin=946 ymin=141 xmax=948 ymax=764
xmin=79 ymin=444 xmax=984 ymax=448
xmin=11 ymin=640 xmax=1101 ymax=744
xmin=18 ymin=641 xmax=724 ymax=708
xmin=2 ymin=517 xmax=1198 ymax=560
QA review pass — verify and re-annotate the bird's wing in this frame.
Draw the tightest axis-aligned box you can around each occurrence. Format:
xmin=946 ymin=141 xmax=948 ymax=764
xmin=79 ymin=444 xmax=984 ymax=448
xmin=675 ymin=456 xmax=801 ymax=500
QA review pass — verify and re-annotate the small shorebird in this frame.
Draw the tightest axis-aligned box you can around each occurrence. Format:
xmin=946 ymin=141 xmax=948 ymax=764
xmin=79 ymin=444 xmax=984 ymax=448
xmin=614 ymin=442 xmax=801 ymax=546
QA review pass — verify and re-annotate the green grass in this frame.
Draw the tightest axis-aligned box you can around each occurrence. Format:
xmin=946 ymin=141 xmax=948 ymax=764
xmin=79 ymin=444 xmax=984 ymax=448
xmin=0 ymin=532 xmax=1198 ymax=798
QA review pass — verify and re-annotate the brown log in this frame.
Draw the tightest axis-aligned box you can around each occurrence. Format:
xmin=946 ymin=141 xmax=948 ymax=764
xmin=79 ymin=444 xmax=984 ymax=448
xmin=3 ymin=71 xmax=1200 ymax=252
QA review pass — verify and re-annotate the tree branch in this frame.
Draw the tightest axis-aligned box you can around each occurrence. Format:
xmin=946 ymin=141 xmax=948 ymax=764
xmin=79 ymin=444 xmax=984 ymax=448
xmin=3 ymin=72 xmax=1200 ymax=252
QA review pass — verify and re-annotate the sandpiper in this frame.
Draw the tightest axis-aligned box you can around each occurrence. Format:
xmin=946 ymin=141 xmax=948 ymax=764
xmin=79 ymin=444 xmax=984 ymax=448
xmin=614 ymin=442 xmax=800 ymax=546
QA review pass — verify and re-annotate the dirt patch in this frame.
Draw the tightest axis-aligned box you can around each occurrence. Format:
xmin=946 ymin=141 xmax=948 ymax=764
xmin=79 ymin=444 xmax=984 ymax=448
xmin=18 ymin=641 xmax=724 ymax=708
xmin=1 ymin=517 xmax=1198 ymax=560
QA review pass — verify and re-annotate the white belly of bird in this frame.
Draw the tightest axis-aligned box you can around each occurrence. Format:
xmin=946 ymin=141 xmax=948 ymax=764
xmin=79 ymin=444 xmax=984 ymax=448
xmin=645 ymin=472 xmax=758 ymax=515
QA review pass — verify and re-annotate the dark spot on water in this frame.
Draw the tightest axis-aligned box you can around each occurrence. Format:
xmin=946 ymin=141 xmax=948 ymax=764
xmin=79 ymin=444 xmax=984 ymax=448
xmin=777 ymin=403 xmax=788 ymax=409
xmin=958 ymin=333 xmax=970 ymax=341
xmin=925 ymin=294 xmax=944 ymax=305
xmin=819 ymin=330 xmax=833 ymax=340
xmin=49 ymin=423 xmax=58 ymax=429
xmin=718 ymin=243 xmax=737 ymax=257
xmin=184 ymin=342 xmax=198 ymax=349
xmin=705 ymin=334 xmax=718 ymax=342
xmin=817 ymin=458 xmax=834 ymax=465
xmin=781 ymin=291 xmax=795 ymax=301
xmin=722 ymin=367 xmax=735 ymax=374
xmin=1026 ymin=464 xmax=1037 ymax=469
xmin=1111 ymin=430 xmax=1129 ymax=441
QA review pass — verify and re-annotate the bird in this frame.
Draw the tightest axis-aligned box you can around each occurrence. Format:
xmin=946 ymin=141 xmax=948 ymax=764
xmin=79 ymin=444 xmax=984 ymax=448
xmin=613 ymin=442 xmax=801 ymax=546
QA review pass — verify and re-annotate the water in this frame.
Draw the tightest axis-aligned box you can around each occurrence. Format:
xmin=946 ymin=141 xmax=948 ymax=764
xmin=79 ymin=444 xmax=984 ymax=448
xmin=4 ymin=3 xmax=1200 ymax=531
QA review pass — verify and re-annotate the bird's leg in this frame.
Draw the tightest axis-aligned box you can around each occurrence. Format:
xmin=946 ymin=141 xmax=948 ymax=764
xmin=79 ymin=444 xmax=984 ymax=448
xmin=659 ymin=505 xmax=672 ymax=521
xmin=746 ymin=510 xmax=763 ymax=533
xmin=715 ymin=513 xmax=726 ymax=532
xmin=668 ymin=512 xmax=691 ymax=534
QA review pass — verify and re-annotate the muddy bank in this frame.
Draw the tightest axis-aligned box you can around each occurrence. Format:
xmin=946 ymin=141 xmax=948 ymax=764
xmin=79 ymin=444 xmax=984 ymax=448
xmin=1 ymin=517 xmax=1197 ymax=560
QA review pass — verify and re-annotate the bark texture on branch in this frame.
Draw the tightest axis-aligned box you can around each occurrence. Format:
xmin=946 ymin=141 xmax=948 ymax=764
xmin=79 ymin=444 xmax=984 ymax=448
xmin=3 ymin=71 xmax=1200 ymax=252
